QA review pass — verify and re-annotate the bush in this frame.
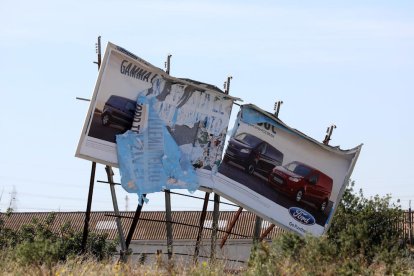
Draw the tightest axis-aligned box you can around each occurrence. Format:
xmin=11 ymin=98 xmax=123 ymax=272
xmin=247 ymin=181 xmax=414 ymax=275
xmin=0 ymin=212 xmax=116 ymax=267
xmin=328 ymin=181 xmax=405 ymax=263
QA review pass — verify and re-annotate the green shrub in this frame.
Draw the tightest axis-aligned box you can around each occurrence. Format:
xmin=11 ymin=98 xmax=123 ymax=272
xmin=0 ymin=212 xmax=116 ymax=267
xmin=246 ymin=182 xmax=414 ymax=275
xmin=328 ymin=181 xmax=404 ymax=263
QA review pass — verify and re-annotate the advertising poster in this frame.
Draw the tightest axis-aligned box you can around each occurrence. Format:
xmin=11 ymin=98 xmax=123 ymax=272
xmin=76 ymin=43 xmax=236 ymax=195
xmin=213 ymin=104 xmax=362 ymax=236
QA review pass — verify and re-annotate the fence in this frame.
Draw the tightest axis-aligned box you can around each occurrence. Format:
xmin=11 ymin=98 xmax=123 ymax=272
xmin=1 ymin=210 xmax=413 ymax=244
xmin=401 ymin=210 xmax=413 ymax=244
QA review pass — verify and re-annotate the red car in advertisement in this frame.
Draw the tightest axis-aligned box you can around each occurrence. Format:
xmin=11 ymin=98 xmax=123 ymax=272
xmin=268 ymin=161 xmax=333 ymax=212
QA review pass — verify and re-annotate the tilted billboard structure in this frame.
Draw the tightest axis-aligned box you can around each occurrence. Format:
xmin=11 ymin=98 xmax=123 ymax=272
xmin=212 ymin=104 xmax=362 ymax=236
xmin=76 ymin=42 xmax=361 ymax=237
xmin=76 ymin=42 xmax=237 ymax=197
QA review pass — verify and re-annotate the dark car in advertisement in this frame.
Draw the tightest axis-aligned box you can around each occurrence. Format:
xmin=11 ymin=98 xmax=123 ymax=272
xmin=101 ymin=95 xmax=136 ymax=131
xmin=223 ymin=133 xmax=284 ymax=177
xmin=268 ymin=161 xmax=333 ymax=212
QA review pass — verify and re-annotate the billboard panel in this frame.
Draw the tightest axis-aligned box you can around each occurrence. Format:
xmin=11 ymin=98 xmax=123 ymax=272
xmin=76 ymin=43 xmax=236 ymax=192
xmin=213 ymin=104 xmax=362 ymax=236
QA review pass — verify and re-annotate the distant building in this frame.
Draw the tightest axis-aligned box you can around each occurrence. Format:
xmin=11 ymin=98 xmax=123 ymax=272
xmin=0 ymin=211 xmax=285 ymax=267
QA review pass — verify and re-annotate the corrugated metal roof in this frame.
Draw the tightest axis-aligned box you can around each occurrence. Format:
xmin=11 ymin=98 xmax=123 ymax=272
xmin=0 ymin=211 xmax=285 ymax=240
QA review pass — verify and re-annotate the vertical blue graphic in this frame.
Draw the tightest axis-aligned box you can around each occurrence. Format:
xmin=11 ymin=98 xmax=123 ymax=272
xmin=116 ymin=96 xmax=199 ymax=204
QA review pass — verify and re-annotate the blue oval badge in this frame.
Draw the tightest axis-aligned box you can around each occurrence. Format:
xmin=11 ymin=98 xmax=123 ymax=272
xmin=289 ymin=207 xmax=316 ymax=225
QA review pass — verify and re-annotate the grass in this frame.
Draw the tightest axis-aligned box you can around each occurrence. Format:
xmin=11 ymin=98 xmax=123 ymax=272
xmin=0 ymin=256 xmax=231 ymax=276
xmin=0 ymin=245 xmax=413 ymax=276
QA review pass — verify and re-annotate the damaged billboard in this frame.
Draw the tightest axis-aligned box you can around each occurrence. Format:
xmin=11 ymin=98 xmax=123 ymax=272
xmin=212 ymin=104 xmax=362 ymax=236
xmin=76 ymin=42 xmax=237 ymax=197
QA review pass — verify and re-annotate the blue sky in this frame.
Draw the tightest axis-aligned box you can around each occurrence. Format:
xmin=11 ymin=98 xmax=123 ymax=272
xmin=0 ymin=0 xmax=413 ymax=211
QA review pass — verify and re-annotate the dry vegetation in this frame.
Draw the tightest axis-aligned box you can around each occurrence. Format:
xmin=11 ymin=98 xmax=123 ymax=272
xmin=1 ymin=182 xmax=414 ymax=275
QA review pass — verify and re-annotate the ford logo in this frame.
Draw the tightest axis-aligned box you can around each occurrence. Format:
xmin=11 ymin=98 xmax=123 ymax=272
xmin=289 ymin=207 xmax=315 ymax=225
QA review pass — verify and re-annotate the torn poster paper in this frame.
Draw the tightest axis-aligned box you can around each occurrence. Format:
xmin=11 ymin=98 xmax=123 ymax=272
xmin=116 ymin=95 xmax=199 ymax=202
xmin=75 ymin=42 xmax=237 ymax=199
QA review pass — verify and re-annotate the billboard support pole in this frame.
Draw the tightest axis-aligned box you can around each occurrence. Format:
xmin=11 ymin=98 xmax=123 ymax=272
xmin=164 ymin=54 xmax=174 ymax=262
xmin=210 ymin=193 xmax=220 ymax=261
xmin=253 ymin=216 xmax=263 ymax=243
xmin=125 ymin=194 xmax=146 ymax=249
xmin=124 ymin=83 xmax=151 ymax=253
xmin=409 ymin=200 xmax=412 ymax=245
xmin=259 ymin=223 xmax=275 ymax=242
xmin=220 ymin=207 xmax=243 ymax=248
xmin=105 ymin=166 xmax=127 ymax=262
xmin=81 ymin=161 xmax=96 ymax=253
xmin=165 ymin=190 xmax=174 ymax=261
xmin=81 ymin=36 xmax=102 ymax=254
xmin=251 ymin=216 xmax=263 ymax=256
xmin=194 ymin=192 xmax=210 ymax=263
xmin=210 ymin=75 xmax=232 ymax=258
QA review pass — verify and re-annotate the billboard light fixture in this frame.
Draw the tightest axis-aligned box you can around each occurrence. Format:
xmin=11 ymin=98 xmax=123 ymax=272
xmin=224 ymin=76 xmax=233 ymax=94
xmin=274 ymin=100 xmax=283 ymax=118
xmin=76 ymin=97 xmax=91 ymax=102
xmin=323 ymin=124 xmax=337 ymax=145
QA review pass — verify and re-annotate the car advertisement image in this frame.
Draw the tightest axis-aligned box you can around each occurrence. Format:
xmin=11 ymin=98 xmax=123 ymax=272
xmin=223 ymin=132 xmax=284 ymax=177
xmin=213 ymin=104 xmax=362 ymax=236
xmin=76 ymin=42 xmax=238 ymax=198
xmin=87 ymin=95 xmax=137 ymax=144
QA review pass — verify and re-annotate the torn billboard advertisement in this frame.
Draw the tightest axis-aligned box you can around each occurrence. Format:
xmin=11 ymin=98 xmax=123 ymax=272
xmin=212 ymin=104 xmax=362 ymax=236
xmin=76 ymin=42 xmax=237 ymax=197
